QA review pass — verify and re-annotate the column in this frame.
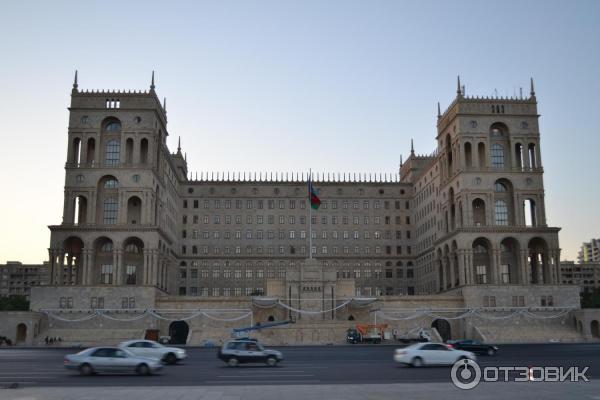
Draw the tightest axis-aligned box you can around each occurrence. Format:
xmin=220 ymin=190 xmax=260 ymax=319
xmin=554 ymin=249 xmax=562 ymax=285
xmin=115 ymin=249 xmax=124 ymax=285
xmin=57 ymin=250 xmax=65 ymax=286
xmin=466 ymin=250 xmax=474 ymax=285
xmin=441 ymin=259 xmax=447 ymax=291
xmin=143 ymin=249 xmax=150 ymax=285
xmin=449 ymin=256 xmax=456 ymax=288
xmin=48 ymin=249 xmax=56 ymax=285
xmin=152 ymin=250 xmax=159 ymax=286
xmin=493 ymin=248 xmax=502 ymax=284
xmin=457 ymin=250 xmax=466 ymax=286
xmin=87 ymin=249 xmax=95 ymax=285
xmin=112 ymin=248 xmax=118 ymax=285
xmin=520 ymin=250 xmax=530 ymax=285
xmin=81 ymin=249 xmax=88 ymax=285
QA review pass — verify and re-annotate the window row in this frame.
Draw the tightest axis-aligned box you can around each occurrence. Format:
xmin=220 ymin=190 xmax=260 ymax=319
xmin=183 ymin=229 xmax=411 ymax=240
xmin=181 ymin=244 xmax=412 ymax=256
xmin=183 ymin=199 xmax=410 ymax=211
xmin=182 ymin=214 xmax=410 ymax=225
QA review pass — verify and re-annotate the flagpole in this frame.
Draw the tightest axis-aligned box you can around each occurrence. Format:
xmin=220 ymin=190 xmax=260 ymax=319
xmin=308 ymin=169 xmax=312 ymax=260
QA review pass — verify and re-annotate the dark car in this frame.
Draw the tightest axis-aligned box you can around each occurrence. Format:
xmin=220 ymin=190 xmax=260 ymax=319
xmin=447 ymin=339 xmax=498 ymax=356
xmin=217 ymin=340 xmax=283 ymax=367
xmin=346 ymin=329 xmax=361 ymax=344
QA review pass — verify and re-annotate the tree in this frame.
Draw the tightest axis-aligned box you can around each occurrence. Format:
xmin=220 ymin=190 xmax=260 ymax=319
xmin=0 ymin=295 xmax=29 ymax=311
xmin=581 ymin=288 xmax=600 ymax=309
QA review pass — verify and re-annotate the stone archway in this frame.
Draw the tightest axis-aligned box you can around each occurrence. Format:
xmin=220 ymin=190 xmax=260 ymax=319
xmin=169 ymin=321 xmax=189 ymax=345
xmin=432 ymin=319 xmax=451 ymax=342
xmin=591 ymin=320 xmax=600 ymax=339
xmin=16 ymin=323 xmax=27 ymax=344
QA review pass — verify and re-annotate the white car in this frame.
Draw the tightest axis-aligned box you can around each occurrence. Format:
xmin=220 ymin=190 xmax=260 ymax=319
xmin=119 ymin=340 xmax=187 ymax=365
xmin=394 ymin=342 xmax=476 ymax=367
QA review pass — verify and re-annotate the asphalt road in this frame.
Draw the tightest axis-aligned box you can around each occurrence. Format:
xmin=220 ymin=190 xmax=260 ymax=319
xmin=0 ymin=343 xmax=597 ymax=387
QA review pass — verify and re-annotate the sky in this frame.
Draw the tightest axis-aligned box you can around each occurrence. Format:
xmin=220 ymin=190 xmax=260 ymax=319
xmin=0 ymin=0 xmax=598 ymax=263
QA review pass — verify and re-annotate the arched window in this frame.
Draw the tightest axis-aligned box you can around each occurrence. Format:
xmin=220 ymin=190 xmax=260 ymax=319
xmin=472 ymin=198 xmax=486 ymax=226
xmin=86 ymin=138 xmax=96 ymax=165
xmin=491 ymin=144 xmax=505 ymax=168
xmin=464 ymin=142 xmax=472 ymax=167
xmin=125 ymin=138 xmax=134 ymax=163
xmin=140 ymin=138 xmax=149 ymax=164
xmin=528 ymin=143 xmax=537 ymax=168
xmin=125 ymin=243 xmax=139 ymax=253
xmin=105 ymin=139 xmax=120 ymax=166
xmin=104 ymin=121 xmax=121 ymax=132
xmin=72 ymin=138 xmax=81 ymax=164
xmin=494 ymin=181 xmax=507 ymax=192
xmin=515 ymin=143 xmax=524 ymax=170
xmin=495 ymin=200 xmax=509 ymax=225
xmin=103 ymin=198 xmax=118 ymax=224
xmin=523 ymin=199 xmax=537 ymax=226
xmin=477 ymin=143 xmax=486 ymax=168
xmin=104 ymin=178 xmax=118 ymax=188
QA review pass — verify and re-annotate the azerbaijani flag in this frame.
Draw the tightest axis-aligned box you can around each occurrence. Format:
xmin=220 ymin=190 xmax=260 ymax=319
xmin=308 ymin=176 xmax=321 ymax=210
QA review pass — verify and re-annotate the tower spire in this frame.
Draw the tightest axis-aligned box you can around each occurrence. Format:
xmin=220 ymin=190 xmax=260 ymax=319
xmin=71 ymin=70 xmax=79 ymax=94
xmin=177 ymin=136 xmax=181 ymax=153
xmin=163 ymin=97 xmax=167 ymax=112
xmin=411 ymin=139 xmax=415 ymax=155
xmin=457 ymin=75 xmax=462 ymax=96
xmin=437 ymin=101 xmax=441 ymax=118
xmin=150 ymin=71 xmax=155 ymax=91
xmin=530 ymin=77 xmax=535 ymax=97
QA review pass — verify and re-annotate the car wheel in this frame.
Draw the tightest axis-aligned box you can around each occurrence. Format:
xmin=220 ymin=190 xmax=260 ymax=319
xmin=164 ymin=353 xmax=177 ymax=365
xmin=227 ymin=357 xmax=239 ymax=367
xmin=79 ymin=363 xmax=94 ymax=376
xmin=411 ymin=357 xmax=424 ymax=367
xmin=266 ymin=356 xmax=278 ymax=367
xmin=136 ymin=363 xmax=151 ymax=376
xmin=487 ymin=347 xmax=496 ymax=356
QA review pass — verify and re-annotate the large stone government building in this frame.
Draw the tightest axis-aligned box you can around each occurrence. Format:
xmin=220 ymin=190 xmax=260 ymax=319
xmin=49 ymin=74 xmax=559 ymax=299
xmin=7 ymin=73 xmax=598 ymax=346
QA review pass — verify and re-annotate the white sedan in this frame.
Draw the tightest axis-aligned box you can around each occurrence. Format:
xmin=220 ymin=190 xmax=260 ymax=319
xmin=119 ymin=340 xmax=187 ymax=365
xmin=394 ymin=342 xmax=476 ymax=367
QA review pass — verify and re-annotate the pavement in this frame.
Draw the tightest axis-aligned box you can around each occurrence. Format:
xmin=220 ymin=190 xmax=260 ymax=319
xmin=1 ymin=382 xmax=599 ymax=400
xmin=0 ymin=343 xmax=597 ymax=398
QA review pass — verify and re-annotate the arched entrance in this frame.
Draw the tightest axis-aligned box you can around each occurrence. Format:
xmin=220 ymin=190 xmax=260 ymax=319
xmin=16 ymin=323 xmax=27 ymax=344
xmin=432 ymin=319 xmax=451 ymax=342
xmin=591 ymin=320 xmax=600 ymax=339
xmin=169 ymin=321 xmax=189 ymax=345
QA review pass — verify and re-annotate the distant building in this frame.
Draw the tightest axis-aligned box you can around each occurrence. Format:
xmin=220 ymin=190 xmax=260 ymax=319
xmin=0 ymin=262 xmax=50 ymax=299
xmin=578 ymin=239 xmax=600 ymax=263
xmin=560 ymin=260 xmax=600 ymax=292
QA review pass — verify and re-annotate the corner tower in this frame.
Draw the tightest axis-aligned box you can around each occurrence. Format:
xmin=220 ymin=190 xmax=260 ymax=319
xmin=431 ymin=78 xmax=560 ymax=293
xmin=47 ymin=72 xmax=183 ymax=293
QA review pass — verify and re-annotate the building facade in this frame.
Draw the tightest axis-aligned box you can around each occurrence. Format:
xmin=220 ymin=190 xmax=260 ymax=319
xmin=46 ymin=74 xmax=562 ymax=308
xmin=0 ymin=262 xmax=49 ymax=299
xmin=560 ymin=260 xmax=600 ymax=292
xmin=578 ymin=239 xmax=600 ymax=263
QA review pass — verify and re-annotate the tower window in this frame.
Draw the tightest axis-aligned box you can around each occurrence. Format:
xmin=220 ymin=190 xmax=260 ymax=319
xmin=105 ymin=139 xmax=120 ymax=166
xmin=490 ymin=143 xmax=504 ymax=168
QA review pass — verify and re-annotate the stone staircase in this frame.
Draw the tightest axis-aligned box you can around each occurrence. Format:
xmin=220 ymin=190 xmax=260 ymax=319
xmin=475 ymin=323 xmax=585 ymax=343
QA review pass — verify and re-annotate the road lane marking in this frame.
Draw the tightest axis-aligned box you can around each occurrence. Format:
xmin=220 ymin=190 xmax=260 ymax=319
xmin=216 ymin=374 xmax=315 ymax=378
xmin=205 ymin=379 xmax=321 ymax=384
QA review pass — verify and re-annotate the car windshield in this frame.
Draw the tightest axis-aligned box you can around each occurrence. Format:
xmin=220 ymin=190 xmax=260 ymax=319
xmin=151 ymin=343 xmax=163 ymax=348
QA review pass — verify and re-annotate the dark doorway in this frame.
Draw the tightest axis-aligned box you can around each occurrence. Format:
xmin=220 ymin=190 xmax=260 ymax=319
xmin=432 ymin=319 xmax=451 ymax=342
xmin=592 ymin=320 xmax=600 ymax=339
xmin=169 ymin=320 xmax=189 ymax=344
xmin=16 ymin=323 xmax=27 ymax=344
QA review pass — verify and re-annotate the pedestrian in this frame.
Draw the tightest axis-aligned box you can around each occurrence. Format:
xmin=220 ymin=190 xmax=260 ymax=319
xmin=44 ymin=336 xmax=49 ymax=345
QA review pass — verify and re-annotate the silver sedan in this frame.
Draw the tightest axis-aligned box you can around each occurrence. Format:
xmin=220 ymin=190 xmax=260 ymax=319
xmin=64 ymin=347 xmax=163 ymax=375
